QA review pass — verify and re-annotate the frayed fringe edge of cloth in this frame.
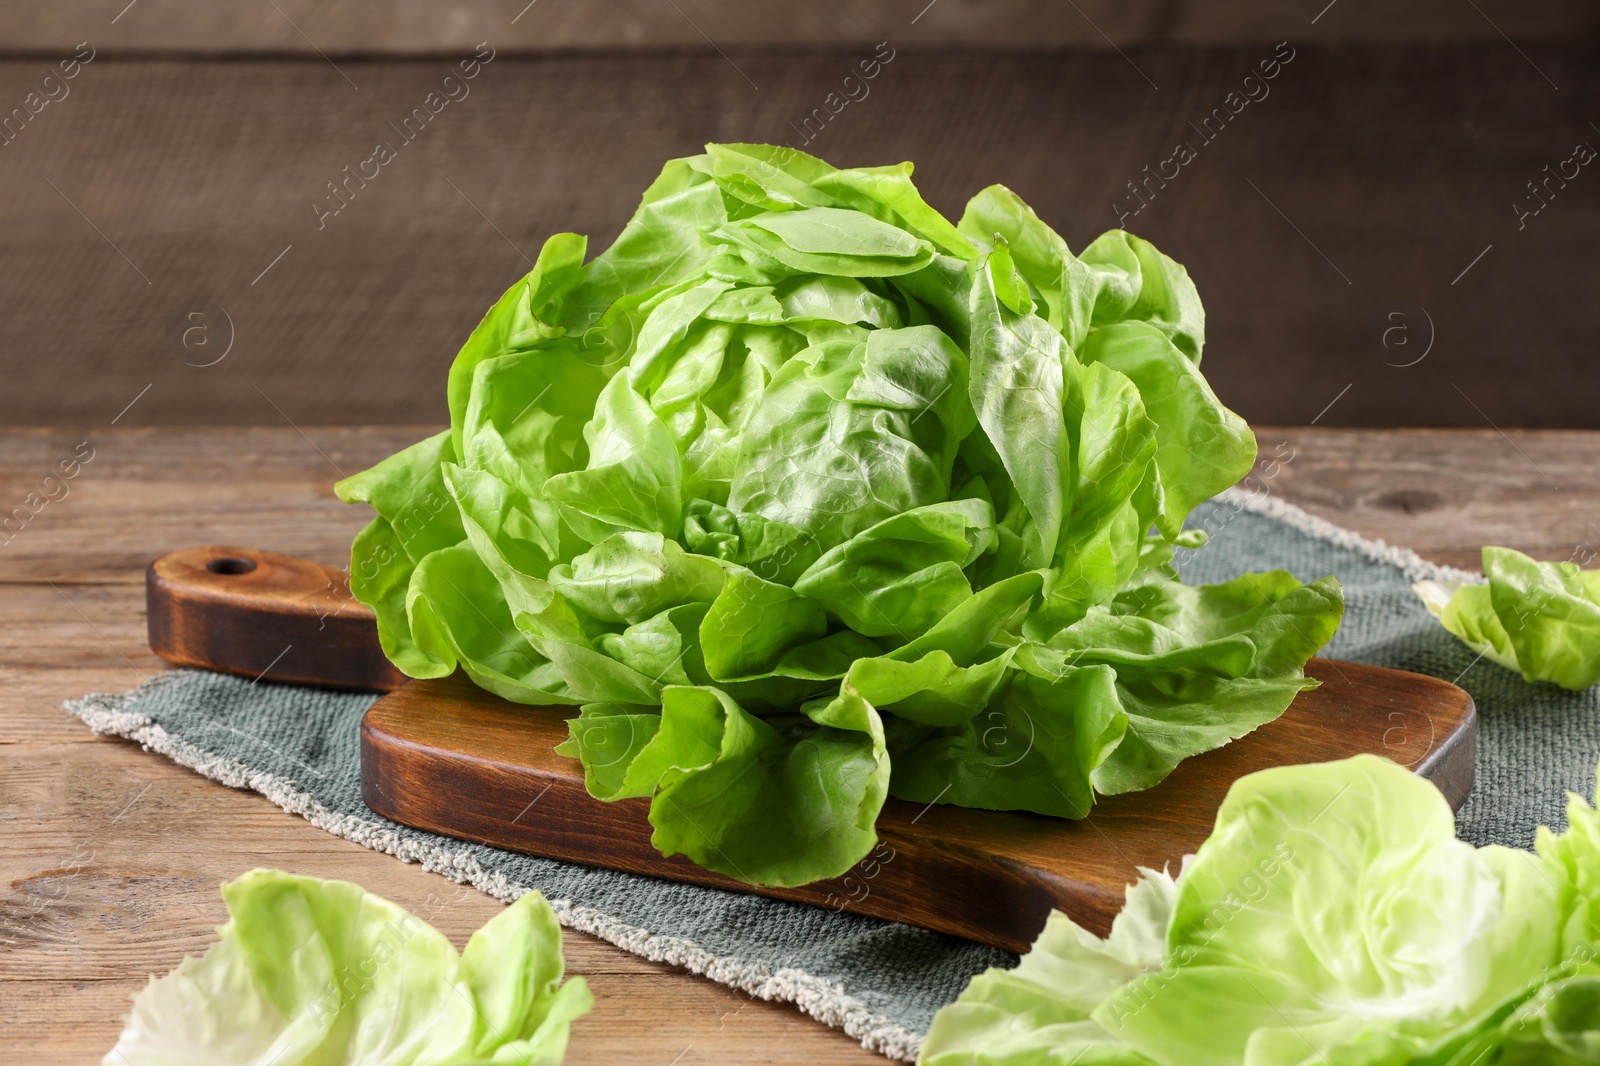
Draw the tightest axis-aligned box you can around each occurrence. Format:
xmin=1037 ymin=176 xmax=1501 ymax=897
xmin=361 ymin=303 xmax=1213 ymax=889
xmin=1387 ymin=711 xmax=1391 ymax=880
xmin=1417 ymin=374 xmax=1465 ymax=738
xmin=1217 ymin=486 xmax=1483 ymax=586
xmin=64 ymin=677 xmax=925 ymax=1063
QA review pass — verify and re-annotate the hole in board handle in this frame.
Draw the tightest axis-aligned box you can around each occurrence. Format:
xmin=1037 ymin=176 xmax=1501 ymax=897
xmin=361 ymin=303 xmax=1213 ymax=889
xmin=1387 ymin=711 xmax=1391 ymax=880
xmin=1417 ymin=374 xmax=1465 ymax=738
xmin=207 ymin=556 xmax=257 ymax=575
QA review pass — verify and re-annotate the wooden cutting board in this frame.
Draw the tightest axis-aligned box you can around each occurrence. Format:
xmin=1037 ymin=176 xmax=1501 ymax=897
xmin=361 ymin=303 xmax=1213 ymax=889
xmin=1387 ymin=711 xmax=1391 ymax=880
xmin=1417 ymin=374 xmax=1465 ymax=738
xmin=147 ymin=546 xmax=1476 ymax=952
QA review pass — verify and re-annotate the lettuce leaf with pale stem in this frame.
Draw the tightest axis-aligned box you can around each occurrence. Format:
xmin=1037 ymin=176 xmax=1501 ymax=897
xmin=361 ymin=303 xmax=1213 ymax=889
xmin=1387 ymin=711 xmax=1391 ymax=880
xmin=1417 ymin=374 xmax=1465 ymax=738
xmin=1416 ymin=545 xmax=1600 ymax=691
xmin=920 ymin=754 xmax=1600 ymax=1066
xmin=104 ymin=869 xmax=591 ymax=1066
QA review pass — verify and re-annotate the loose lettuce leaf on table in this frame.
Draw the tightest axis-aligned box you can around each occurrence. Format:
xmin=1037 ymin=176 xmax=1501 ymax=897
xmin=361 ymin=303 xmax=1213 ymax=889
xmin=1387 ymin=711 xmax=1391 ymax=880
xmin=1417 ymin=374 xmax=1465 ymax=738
xmin=1416 ymin=545 xmax=1600 ymax=691
xmin=104 ymin=869 xmax=590 ymax=1066
xmin=340 ymin=143 xmax=1342 ymax=888
xmin=921 ymin=754 xmax=1600 ymax=1066
xmin=921 ymin=868 xmax=1174 ymax=1066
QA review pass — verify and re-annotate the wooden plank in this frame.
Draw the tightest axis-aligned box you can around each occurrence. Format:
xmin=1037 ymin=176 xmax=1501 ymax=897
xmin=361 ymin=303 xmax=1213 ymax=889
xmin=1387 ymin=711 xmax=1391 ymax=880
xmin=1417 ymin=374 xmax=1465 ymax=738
xmin=0 ymin=0 xmax=1592 ymax=54
xmin=0 ymin=426 xmax=429 ymax=582
xmin=0 ymin=667 xmax=154 ymax=743
xmin=0 ymin=733 xmax=882 ymax=1064
xmin=0 ymin=49 xmax=1594 ymax=429
xmin=1250 ymin=427 xmax=1600 ymax=574
xmin=0 ymin=584 xmax=159 ymax=672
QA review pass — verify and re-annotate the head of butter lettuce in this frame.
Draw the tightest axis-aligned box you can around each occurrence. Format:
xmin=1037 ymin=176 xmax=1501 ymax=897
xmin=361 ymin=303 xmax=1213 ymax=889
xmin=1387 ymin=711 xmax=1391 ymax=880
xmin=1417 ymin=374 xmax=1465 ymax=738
xmin=336 ymin=143 xmax=1343 ymax=888
xmin=1416 ymin=546 xmax=1600 ymax=691
xmin=920 ymin=754 xmax=1600 ymax=1066
xmin=105 ymin=870 xmax=591 ymax=1066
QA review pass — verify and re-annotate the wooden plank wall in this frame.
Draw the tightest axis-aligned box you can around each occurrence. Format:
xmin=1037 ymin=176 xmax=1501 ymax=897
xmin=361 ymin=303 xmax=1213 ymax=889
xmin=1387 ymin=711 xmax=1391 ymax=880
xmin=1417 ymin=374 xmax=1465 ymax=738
xmin=4 ymin=1 xmax=1595 ymax=52
xmin=0 ymin=2 xmax=1595 ymax=428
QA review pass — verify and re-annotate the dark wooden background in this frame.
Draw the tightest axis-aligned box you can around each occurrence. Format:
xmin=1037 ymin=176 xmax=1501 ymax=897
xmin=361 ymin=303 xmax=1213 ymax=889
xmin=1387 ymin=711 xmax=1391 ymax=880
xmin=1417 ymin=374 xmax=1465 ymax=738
xmin=1 ymin=1 xmax=1596 ymax=428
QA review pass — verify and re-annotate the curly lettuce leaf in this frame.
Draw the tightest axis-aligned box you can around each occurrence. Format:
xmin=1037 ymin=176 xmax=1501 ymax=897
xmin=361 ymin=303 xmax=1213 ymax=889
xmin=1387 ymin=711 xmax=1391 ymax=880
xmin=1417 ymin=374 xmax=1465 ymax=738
xmin=1076 ymin=322 xmax=1252 ymax=541
xmin=1078 ymin=230 xmax=1206 ymax=363
xmin=965 ymin=245 xmax=1075 ymax=572
xmin=794 ymin=499 xmax=997 ymax=642
xmin=1416 ymin=546 xmax=1600 ymax=690
xmin=886 ymin=661 xmax=1128 ymax=819
xmin=104 ymin=869 xmax=590 ymax=1066
xmin=921 ymin=754 xmax=1600 ymax=1066
xmin=1103 ymin=757 xmax=1561 ymax=1066
xmin=561 ymin=683 xmax=889 ymax=886
xmin=1062 ymin=572 xmax=1344 ymax=795
xmin=920 ymin=869 xmax=1174 ymax=1066
xmin=1491 ymin=971 xmax=1600 ymax=1064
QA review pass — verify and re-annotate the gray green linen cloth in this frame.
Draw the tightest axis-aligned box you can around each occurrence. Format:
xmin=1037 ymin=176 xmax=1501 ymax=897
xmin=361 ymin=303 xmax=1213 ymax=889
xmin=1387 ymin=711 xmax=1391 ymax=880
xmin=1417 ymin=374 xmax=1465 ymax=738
xmin=66 ymin=489 xmax=1600 ymax=1060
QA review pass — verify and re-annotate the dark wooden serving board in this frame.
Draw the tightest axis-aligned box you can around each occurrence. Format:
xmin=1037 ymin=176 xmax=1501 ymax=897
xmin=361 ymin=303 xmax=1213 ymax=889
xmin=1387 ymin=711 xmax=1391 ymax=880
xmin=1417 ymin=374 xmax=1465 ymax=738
xmin=148 ymin=546 xmax=1477 ymax=953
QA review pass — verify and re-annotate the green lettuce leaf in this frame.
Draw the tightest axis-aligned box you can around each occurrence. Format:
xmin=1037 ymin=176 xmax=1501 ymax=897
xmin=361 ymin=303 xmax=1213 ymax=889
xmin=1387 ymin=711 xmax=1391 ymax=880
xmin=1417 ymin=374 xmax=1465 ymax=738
xmin=341 ymin=143 xmax=1343 ymax=888
xmin=1055 ymin=572 xmax=1345 ymax=795
xmin=921 ymin=869 xmax=1174 ymax=1066
xmin=886 ymin=661 xmax=1128 ymax=819
xmin=1416 ymin=546 xmax=1600 ymax=690
xmin=1076 ymin=322 xmax=1252 ymax=540
xmin=595 ymin=682 xmax=890 ymax=887
xmin=104 ymin=869 xmax=591 ymax=1066
xmin=1491 ymin=970 xmax=1600 ymax=1064
xmin=919 ymin=754 xmax=1600 ymax=1066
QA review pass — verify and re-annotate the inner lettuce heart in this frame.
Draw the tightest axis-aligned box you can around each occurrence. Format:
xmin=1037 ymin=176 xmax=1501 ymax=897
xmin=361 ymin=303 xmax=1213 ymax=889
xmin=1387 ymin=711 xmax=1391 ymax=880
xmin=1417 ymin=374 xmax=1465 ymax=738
xmin=337 ymin=144 xmax=1344 ymax=888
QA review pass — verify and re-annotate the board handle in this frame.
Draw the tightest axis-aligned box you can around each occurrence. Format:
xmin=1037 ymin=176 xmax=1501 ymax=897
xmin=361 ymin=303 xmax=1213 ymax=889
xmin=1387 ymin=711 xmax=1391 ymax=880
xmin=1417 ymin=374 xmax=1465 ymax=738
xmin=146 ymin=546 xmax=406 ymax=691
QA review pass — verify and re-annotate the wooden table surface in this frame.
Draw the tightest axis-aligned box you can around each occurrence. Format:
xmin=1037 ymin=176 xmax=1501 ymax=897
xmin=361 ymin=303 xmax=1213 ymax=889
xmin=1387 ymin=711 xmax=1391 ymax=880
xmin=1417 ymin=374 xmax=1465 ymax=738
xmin=3 ymin=424 xmax=1597 ymax=1063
